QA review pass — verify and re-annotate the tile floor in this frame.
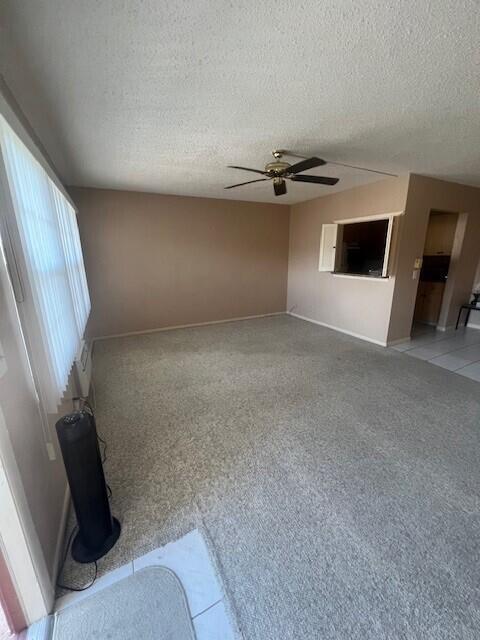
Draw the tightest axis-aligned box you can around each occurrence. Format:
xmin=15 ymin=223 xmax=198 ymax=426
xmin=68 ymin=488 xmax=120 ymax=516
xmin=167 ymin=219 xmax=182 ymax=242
xmin=54 ymin=529 xmax=236 ymax=640
xmin=391 ymin=323 xmax=480 ymax=381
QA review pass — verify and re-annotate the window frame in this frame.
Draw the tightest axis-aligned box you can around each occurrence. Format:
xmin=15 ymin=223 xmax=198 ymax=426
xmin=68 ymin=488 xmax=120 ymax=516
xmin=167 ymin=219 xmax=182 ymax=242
xmin=318 ymin=212 xmax=400 ymax=279
xmin=0 ymin=87 xmax=90 ymax=445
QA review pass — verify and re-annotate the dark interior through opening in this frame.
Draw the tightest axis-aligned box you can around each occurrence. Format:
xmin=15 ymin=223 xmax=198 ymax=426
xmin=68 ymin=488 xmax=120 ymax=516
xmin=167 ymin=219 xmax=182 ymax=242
xmin=337 ymin=219 xmax=389 ymax=277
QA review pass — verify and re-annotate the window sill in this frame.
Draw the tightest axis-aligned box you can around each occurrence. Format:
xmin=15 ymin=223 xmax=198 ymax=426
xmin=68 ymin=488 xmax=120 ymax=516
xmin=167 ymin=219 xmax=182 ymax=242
xmin=331 ymin=272 xmax=390 ymax=281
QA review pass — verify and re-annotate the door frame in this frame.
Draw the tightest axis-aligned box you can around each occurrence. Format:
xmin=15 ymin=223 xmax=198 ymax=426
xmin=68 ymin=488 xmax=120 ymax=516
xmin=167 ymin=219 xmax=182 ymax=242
xmin=0 ymin=416 xmax=53 ymax=625
xmin=0 ymin=236 xmax=53 ymax=627
xmin=0 ymin=547 xmax=26 ymax=635
xmin=412 ymin=210 xmax=459 ymax=329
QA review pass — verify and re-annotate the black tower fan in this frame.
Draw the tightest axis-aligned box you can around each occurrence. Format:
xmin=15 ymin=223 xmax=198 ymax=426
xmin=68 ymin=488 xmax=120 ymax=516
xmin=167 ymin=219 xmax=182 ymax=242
xmin=56 ymin=410 xmax=121 ymax=563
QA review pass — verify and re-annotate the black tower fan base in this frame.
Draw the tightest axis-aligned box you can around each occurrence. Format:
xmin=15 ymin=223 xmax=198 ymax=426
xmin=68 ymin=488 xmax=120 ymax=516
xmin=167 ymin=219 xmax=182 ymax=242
xmin=72 ymin=517 xmax=121 ymax=564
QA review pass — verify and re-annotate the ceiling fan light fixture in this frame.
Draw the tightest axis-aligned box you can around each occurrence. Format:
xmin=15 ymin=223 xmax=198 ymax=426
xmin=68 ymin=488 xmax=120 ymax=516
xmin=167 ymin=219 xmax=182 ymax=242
xmin=273 ymin=178 xmax=287 ymax=196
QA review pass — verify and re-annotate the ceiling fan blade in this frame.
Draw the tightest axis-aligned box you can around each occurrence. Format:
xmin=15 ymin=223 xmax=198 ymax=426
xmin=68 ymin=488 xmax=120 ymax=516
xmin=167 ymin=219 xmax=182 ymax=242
xmin=224 ymin=178 xmax=269 ymax=189
xmin=286 ymin=157 xmax=326 ymax=174
xmin=274 ymin=180 xmax=287 ymax=196
xmin=227 ymin=165 xmax=267 ymax=176
xmin=290 ymin=174 xmax=339 ymax=186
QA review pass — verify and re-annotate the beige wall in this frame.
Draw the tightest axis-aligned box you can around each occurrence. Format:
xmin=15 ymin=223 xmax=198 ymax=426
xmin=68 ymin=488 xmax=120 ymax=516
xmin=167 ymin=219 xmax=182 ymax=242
xmin=388 ymin=174 xmax=480 ymax=341
xmin=474 ymin=257 xmax=480 ymax=292
xmin=72 ymin=188 xmax=290 ymax=338
xmin=287 ymin=177 xmax=410 ymax=345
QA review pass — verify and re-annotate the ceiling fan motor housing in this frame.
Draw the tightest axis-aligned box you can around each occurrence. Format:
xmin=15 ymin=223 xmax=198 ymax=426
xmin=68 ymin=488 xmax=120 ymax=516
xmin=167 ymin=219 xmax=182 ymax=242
xmin=265 ymin=160 xmax=291 ymax=175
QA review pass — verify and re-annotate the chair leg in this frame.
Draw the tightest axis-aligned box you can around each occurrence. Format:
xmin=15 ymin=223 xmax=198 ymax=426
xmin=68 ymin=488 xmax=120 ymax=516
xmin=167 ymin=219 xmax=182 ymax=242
xmin=455 ymin=308 xmax=463 ymax=330
xmin=465 ymin=308 xmax=471 ymax=327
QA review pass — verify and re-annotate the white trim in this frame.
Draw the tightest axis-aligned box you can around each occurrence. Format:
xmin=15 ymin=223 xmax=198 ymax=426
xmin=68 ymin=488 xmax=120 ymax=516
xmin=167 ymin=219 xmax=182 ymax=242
xmin=334 ymin=211 xmax=404 ymax=224
xmin=332 ymin=273 xmax=390 ymax=282
xmin=437 ymin=323 xmax=480 ymax=332
xmin=287 ymin=312 xmax=387 ymax=347
xmin=0 ymin=439 xmax=52 ymax=624
xmin=318 ymin=223 xmax=338 ymax=272
xmin=467 ymin=308 xmax=480 ymax=330
xmin=93 ymin=312 xmax=286 ymax=342
xmin=382 ymin=215 xmax=394 ymax=277
xmin=51 ymin=486 xmax=70 ymax=584
xmin=0 ymin=231 xmax=54 ymax=624
xmin=387 ymin=336 xmax=411 ymax=346
xmin=331 ymin=213 xmax=396 ymax=279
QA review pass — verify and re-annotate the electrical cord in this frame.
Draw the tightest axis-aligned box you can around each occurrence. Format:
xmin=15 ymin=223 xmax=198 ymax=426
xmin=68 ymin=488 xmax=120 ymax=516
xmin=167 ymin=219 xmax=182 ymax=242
xmin=56 ymin=526 xmax=98 ymax=592
xmin=97 ymin=433 xmax=112 ymax=498
xmin=97 ymin=432 xmax=107 ymax=463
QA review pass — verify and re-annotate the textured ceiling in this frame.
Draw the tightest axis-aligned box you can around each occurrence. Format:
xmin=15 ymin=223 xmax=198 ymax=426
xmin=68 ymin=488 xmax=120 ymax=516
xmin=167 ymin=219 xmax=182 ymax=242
xmin=2 ymin=1 xmax=479 ymax=204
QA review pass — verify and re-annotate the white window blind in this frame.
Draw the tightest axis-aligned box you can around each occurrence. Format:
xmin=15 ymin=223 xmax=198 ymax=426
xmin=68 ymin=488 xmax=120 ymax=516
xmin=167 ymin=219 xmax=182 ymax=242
xmin=0 ymin=117 xmax=90 ymax=413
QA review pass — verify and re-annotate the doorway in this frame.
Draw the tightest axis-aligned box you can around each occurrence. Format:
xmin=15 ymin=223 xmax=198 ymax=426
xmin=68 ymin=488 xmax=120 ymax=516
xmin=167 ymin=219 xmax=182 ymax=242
xmin=413 ymin=210 xmax=458 ymax=328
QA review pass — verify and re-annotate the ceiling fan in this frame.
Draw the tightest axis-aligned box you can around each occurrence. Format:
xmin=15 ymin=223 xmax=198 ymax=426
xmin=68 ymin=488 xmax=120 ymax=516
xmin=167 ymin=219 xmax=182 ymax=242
xmin=225 ymin=150 xmax=396 ymax=197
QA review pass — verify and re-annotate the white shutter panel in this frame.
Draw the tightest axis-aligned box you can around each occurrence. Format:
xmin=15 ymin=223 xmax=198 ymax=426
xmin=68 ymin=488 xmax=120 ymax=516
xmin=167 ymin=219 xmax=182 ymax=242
xmin=381 ymin=215 xmax=394 ymax=277
xmin=0 ymin=116 xmax=91 ymax=412
xmin=318 ymin=224 xmax=338 ymax=272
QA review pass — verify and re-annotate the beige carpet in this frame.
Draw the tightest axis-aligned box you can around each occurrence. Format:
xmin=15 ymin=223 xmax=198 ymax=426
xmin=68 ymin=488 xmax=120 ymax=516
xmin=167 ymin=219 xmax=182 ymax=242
xmin=53 ymin=566 xmax=195 ymax=639
xmin=59 ymin=315 xmax=480 ymax=639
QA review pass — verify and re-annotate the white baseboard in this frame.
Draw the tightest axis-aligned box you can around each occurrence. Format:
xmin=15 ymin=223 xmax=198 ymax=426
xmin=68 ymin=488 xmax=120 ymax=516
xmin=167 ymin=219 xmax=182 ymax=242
xmin=93 ymin=311 xmax=286 ymax=342
xmin=287 ymin=312 xmax=387 ymax=347
xmin=387 ymin=336 xmax=411 ymax=346
xmin=52 ymin=485 xmax=70 ymax=584
xmin=436 ymin=324 xmax=456 ymax=332
xmin=437 ymin=323 xmax=480 ymax=332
